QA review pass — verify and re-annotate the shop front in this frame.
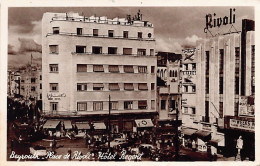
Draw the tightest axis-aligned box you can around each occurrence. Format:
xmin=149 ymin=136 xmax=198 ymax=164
xmin=224 ymin=116 xmax=255 ymax=160
xmin=181 ymin=127 xmax=197 ymax=148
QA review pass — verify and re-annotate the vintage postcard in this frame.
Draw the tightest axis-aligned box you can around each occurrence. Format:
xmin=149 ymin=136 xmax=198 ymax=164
xmin=0 ymin=0 xmax=259 ymax=165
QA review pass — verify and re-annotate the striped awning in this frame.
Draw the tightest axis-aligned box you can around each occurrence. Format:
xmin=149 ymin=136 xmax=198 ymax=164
xmin=43 ymin=120 xmax=60 ymax=129
xmin=76 ymin=123 xmax=91 ymax=130
xmin=63 ymin=120 xmax=72 ymax=129
xmin=94 ymin=123 xmax=106 ymax=130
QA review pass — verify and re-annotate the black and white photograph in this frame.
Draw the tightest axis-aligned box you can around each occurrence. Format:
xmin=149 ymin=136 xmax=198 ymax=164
xmin=1 ymin=1 xmax=258 ymax=163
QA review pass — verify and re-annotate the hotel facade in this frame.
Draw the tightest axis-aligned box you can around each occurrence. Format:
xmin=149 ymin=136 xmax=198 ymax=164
xmin=42 ymin=12 xmax=157 ymax=132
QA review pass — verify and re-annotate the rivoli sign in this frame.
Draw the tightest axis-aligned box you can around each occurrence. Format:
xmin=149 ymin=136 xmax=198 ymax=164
xmin=204 ymin=8 xmax=236 ymax=33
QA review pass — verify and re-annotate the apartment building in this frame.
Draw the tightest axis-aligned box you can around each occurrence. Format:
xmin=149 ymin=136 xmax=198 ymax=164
xmin=42 ymin=12 xmax=157 ymax=133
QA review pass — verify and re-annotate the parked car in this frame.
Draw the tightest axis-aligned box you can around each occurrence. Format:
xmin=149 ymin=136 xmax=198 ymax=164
xmin=106 ymin=138 xmax=127 ymax=148
xmin=29 ymin=145 xmax=47 ymax=158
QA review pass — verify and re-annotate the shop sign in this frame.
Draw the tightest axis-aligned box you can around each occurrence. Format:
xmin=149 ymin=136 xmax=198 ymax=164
xmin=239 ymin=96 xmax=255 ymax=116
xmin=47 ymin=93 xmax=66 ymax=100
xmin=229 ymin=119 xmax=254 ymax=131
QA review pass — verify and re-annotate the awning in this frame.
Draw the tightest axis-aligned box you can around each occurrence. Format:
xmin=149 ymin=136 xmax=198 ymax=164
xmin=193 ymin=130 xmax=211 ymax=140
xmin=43 ymin=120 xmax=60 ymax=129
xmin=182 ymin=128 xmax=197 ymax=136
xmin=109 ymin=83 xmax=120 ymax=90
xmin=76 ymin=123 xmax=91 ymax=130
xmin=209 ymin=134 xmax=225 ymax=147
xmin=63 ymin=120 xmax=72 ymax=129
xmin=94 ymin=122 xmax=106 ymax=130
xmin=135 ymin=119 xmax=154 ymax=128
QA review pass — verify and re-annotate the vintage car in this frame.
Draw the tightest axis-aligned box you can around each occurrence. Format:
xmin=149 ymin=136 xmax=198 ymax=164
xmin=29 ymin=145 xmax=47 ymax=158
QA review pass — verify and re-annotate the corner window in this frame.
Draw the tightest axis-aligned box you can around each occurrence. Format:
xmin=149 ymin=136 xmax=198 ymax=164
xmin=49 ymin=45 xmax=59 ymax=54
xmin=53 ymin=27 xmax=59 ymax=34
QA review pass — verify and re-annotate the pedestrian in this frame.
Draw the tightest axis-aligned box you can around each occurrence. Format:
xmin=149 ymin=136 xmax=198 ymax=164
xmin=68 ymin=148 xmax=72 ymax=161
xmin=236 ymin=136 xmax=243 ymax=155
xmin=192 ymin=140 xmax=196 ymax=151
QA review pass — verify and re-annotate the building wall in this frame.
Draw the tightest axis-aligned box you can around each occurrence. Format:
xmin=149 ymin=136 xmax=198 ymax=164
xmin=42 ymin=12 xmax=156 ymax=116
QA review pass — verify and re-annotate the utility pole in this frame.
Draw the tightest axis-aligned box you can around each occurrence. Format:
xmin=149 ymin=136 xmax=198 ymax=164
xmin=108 ymin=95 xmax=111 ymax=151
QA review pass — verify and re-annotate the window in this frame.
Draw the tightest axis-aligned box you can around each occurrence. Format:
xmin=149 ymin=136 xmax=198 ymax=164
xmin=206 ymin=51 xmax=210 ymax=74
xmin=109 ymin=83 xmax=120 ymax=91
xmin=77 ymin=64 xmax=87 ymax=72
xmin=151 ymin=83 xmax=155 ymax=90
xmin=111 ymin=101 xmax=118 ymax=110
xmin=151 ymin=66 xmax=155 ymax=73
xmin=124 ymin=65 xmax=134 ymax=73
xmin=40 ymin=83 xmax=42 ymax=89
xmin=219 ymin=102 xmax=223 ymax=118
xmin=235 ymin=47 xmax=240 ymax=74
xmin=76 ymin=46 xmax=86 ymax=53
xmin=124 ymin=101 xmax=133 ymax=110
xmin=93 ymin=102 xmax=103 ymax=111
xmin=21 ymin=80 xmax=24 ymax=83
xmin=50 ymin=102 xmax=58 ymax=111
xmin=184 ymin=107 xmax=188 ymax=114
xmin=53 ymin=27 xmax=59 ymax=34
xmin=192 ymin=63 xmax=196 ymax=70
xmin=108 ymin=30 xmax=114 ymax=37
xmin=77 ymin=28 xmax=82 ymax=35
xmin=192 ymin=86 xmax=196 ymax=92
xmin=77 ymin=83 xmax=87 ymax=91
xmin=92 ymin=46 xmax=102 ymax=54
xmin=123 ymin=31 xmax=128 ymax=38
xmin=31 ymin=78 xmax=36 ymax=83
xmin=235 ymin=76 xmax=239 ymax=95
xmin=50 ymin=83 xmax=58 ymax=92
xmin=40 ymin=94 xmax=42 ymax=99
xmin=234 ymin=102 xmax=239 ymax=116
xmin=171 ymin=100 xmax=176 ymax=110
xmin=138 ymin=66 xmax=147 ymax=73
xmin=151 ymin=100 xmax=155 ymax=110
xmin=138 ymin=83 xmax=148 ymax=90
xmin=184 ymin=64 xmax=188 ymax=70
xmin=108 ymin=47 xmax=117 ymax=54
xmin=219 ymin=77 xmax=223 ymax=94
xmin=205 ymin=77 xmax=209 ymax=94
xmin=93 ymin=65 xmax=104 ymax=72
xmin=40 ymin=75 xmax=42 ymax=80
xmin=150 ymin=49 xmax=154 ymax=56
xmin=184 ymin=85 xmax=188 ymax=93
xmin=148 ymin=33 xmax=152 ymax=38
xmin=93 ymin=83 xmax=104 ymax=91
xmin=93 ymin=29 xmax=98 ymax=36
xmin=123 ymin=48 xmax=132 ymax=55
xmin=77 ymin=102 xmax=87 ymax=111
xmin=109 ymin=65 xmax=119 ymax=73
xmin=124 ymin=83 xmax=134 ymax=91
xmin=138 ymin=100 xmax=147 ymax=109
xmin=161 ymin=100 xmax=166 ymax=110
xmin=219 ymin=49 xmax=224 ymax=74
xmin=50 ymin=64 xmax=59 ymax=72
xmin=137 ymin=49 xmax=146 ymax=56
xmin=192 ymin=107 xmax=196 ymax=114
xmin=138 ymin=32 xmax=142 ymax=39
xmin=49 ymin=45 xmax=59 ymax=54
xmin=31 ymin=86 xmax=36 ymax=91
xmin=251 ymin=45 xmax=255 ymax=95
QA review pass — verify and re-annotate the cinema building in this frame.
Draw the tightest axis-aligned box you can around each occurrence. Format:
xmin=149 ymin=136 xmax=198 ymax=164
xmin=195 ymin=19 xmax=255 ymax=160
xmin=42 ymin=12 xmax=157 ymax=133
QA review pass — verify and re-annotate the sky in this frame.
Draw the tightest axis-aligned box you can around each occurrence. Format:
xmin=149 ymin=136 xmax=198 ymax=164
xmin=8 ymin=7 xmax=254 ymax=69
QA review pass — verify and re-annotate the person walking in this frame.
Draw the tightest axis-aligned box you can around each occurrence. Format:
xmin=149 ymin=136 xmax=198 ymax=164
xmin=192 ymin=140 xmax=196 ymax=152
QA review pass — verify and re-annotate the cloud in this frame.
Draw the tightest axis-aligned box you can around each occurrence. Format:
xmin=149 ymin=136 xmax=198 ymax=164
xmin=18 ymin=38 xmax=42 ymax=53
xmin=182 ymin=35 xmax=203 ymax=48
xmin=8 ymin=44 xmax=17 ymax=55
xmin=156 ymin=37 xmax=183 ymax=54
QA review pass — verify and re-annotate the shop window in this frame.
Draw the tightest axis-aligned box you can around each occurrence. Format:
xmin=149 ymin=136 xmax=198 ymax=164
xmin=124 ymin=101 xmax=133 ymax=110
xmin=50 ymin=64 xmax=59 ymax=72
xmin=77 ymin=102 xmax=87 ymax=111
xmin=123 ymin=31 xmax=128 ymax=38
xmin=93 ymin=83 xmax=104 ymax=91
xmin=53 ymin=27 xmax=59 ymax=34
xmin=77 ymin=28 xmax=83 ymax=35
xmin=108 ymin=65 xmax=119 ymax=73
xmin=77 ymin=64 xmax=87 ymax=72
xmin=138 ymin=100 xmax=147 ymax=109
xmin=76 ymin=46 xmax=86 ymax=53
xmin=49 ymin=45 xmax=59 ymax=54
xmin=108 ymin=47 xmax=117 ymax=54
xmin=77 ymin=83 xmax=87 ymax=91
xmin=124 ymin=83 xmax=134 ymax=91
xmin=123 ymin=48 xmax=132 ymax=55
xmin=108 ymin=30 xmax=114 ymax=37
xmin=93 ymin=102 xmax=103 ymax=111
xmin=138 ymin=66 xmax=147 ymax=73
xmin=92 ymin=46 xmax=102 ymax=54
xmin=50 ymin=83 xmax=58 ymax=92
xmin=124 ymin=65 xmax=134 ymax=73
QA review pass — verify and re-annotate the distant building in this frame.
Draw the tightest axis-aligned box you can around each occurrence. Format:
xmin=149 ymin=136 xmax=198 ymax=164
xmin=42 ymin=12 xmax=157 ymax=132
xmin=7 ymin=70 xmax=21 ymax=97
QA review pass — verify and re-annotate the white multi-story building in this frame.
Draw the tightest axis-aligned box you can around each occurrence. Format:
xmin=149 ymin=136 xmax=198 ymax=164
xmin=42 ymin=12 xmax=157 ymax=132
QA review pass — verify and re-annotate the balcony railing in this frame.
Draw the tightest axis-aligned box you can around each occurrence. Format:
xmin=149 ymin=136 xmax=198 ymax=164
xmin=46 ymin=32 xmax=155 ymax=41
xmin=71 ymin=52 xmax=155 ymax=57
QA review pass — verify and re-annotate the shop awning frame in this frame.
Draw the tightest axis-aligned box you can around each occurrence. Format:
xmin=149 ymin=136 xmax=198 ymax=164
xmin=43 ymin=120 xmax=60 ymax=129
xmin=63 ymin=120 xmax=72 ymax=129
xmin=193 ymin=130 xmax=211 ymax=140
xmin=76 ymin=123 xmax=91 ymax=130
xmin=94 ymin=122 xmax=106 ymax=130
xmin=182 ymin=128 xmax=197 ymax=136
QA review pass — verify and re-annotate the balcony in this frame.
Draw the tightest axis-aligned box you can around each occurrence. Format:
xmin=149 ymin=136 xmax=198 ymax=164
xmin=71 ymin=52 xmax=155 ymax=57
xmin=46 ymin=32 xmax=155 ymax=41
